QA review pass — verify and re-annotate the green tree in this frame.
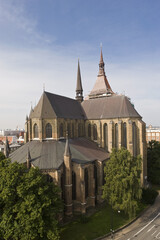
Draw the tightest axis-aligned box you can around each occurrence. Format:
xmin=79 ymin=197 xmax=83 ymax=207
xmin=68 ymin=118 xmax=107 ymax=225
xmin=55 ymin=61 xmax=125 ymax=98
xmin=0 ymin=157 xmax=62 ymax=240
xmin=147 ymin=140 xmax=160 ymax=184
xmin=103 ymin=148 xmax=142 ymax=218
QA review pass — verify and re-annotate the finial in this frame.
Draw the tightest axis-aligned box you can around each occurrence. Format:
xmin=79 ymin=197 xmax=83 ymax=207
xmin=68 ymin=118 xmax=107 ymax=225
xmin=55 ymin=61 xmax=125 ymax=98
xmin=43 ymin=83 xmax=45 ymax=92
xmin=100 ymin=42 xmax=102 ymax=49
xmin=27 ymin=147 xmax=31 ymax=169
xmin=64 ymin=131 xmax=71 ymax=157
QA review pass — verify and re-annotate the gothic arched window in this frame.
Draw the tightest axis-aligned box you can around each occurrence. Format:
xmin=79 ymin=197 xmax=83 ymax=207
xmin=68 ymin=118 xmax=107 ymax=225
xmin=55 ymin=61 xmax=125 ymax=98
xmin=59 ymin=123 xmax=63 ymax=138
xmin=78 ymin=123 xmax=81 ymax=137
xmin=132 ymin=122 xmax=137 ymax=157
xmin=72 ymin=171 xmax=76 ymax=200
xmin=88 ymin=124 xmax=91 ymax=138
xmin=115 ymin=123 xmax=118 ymax=149
xmin=85 ymin=168 xmax=89 ymax=199
xmin=34 ymin=123 xmax=38 ymax=138
xmin=94 ymin=165 xmax=98 ymax=196
xmin=67 ymin=123 xmax=71 ymax=138
xmin=123 ymin=122 xmax=127 ymax=148
xmin=103 ymin=123 xmax=108 ymax=151
xmin=93 ymin=124 xmax=97 ymax=141
xmin=61 ymin=173 xmax=65 ymax=201
xmin=72 ymin=123 xmax=74 ymax=138
xmin=46 ymin=123 xmax=52 ymax=138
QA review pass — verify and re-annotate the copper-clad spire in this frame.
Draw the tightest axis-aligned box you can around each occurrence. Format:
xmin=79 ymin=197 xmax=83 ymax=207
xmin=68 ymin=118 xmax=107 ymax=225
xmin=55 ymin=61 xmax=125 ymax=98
xmin=75 ymin=59 xmax=83 ymax=102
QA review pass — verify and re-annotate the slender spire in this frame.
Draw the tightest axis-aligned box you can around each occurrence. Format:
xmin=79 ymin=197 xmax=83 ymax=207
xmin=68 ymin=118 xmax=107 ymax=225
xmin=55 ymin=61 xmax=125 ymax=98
xmin=89 ymin=47 xmax=114 ymax=98
xmin=75 ymin=59 xmax=83 ymax=102
xmin=26 ymin=147 xmax=31 ymax=169
xmin=4 ymin=137 xmax=10 ymax=158
xmin=64 ymin=132 xmax=71 ymax=157
xmin=98 ymin=47 xmax=105 ymax=76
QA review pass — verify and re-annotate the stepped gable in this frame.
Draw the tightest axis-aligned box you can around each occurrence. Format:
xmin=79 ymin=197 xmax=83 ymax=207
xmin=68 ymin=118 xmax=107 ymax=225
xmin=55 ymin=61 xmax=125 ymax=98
xmin=10 ymin=138 xmax=109 ymax=170
xmin=30 ymin=91 xmax=85 ymax=119
xmin=81 ymin=95 xmax=141 ymax=120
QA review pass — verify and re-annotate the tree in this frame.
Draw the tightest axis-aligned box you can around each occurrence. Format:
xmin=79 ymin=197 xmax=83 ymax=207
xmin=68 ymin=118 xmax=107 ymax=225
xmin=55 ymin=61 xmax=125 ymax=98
xmin=147 ymin=140 xmax=160 ymax=184
xmin=0 ymin=157 xmax=63 ymax=240
xmin=103 ymin=148 xmax=142 ymax=218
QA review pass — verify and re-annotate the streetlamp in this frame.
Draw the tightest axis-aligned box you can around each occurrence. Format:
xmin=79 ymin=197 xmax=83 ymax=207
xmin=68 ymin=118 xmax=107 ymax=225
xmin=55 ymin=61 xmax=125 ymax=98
xmin=110 ymin=206 xmax=120 ymax=239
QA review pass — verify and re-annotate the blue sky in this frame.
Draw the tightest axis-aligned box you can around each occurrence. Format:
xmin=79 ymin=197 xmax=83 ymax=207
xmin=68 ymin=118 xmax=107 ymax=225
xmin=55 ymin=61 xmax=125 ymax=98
xmin=0 ymin=0 xmax=160 ymax=129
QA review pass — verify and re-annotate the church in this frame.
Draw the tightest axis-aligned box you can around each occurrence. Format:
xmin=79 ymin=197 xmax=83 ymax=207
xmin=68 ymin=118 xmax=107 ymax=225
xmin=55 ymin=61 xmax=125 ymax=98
xmin=10 ymin=49 xmax=147 ymax=216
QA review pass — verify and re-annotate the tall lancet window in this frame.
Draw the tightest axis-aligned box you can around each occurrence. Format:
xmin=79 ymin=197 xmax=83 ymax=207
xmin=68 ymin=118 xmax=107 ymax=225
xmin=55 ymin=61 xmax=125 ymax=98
xmin=72 ymin=171 xmax=76 ymax=200
xmin=115 ymin=124 xmax=118 ymax=149
xmin=78 ymin=123 xmax=81 ymax=137
xmin=103 ymin=123 xmax=108 ymax=151
xmin=94 ymin=165 xmax=98 ymax=196
xmin=85 ymin=168 xmax=89 ymax=199
xmin=88 ymin=124 xmax=91 ymax=138
xmin=46 ymin=123 xmax=52 ymax=138
xmin=123 ymin=122 xmax=127 ymax=148
xmin=132 ymin=122 xmax=137 ymax=157
xmin=93 ymin=124 xmax=97 ymax=141
xmin=60 ymin=123 xmax=63 ymax=137
xmin=67 ymin=123 xmax=71 ymax=138
xmin=34 ymin=124 xmax=39 ymax=138
xmin=72 ymin=123 xmax=74 ymax=138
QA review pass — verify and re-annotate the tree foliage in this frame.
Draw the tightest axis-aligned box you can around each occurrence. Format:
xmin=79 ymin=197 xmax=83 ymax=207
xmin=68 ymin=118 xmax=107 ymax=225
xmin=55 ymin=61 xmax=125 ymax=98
xmin=147 ymin=140 xmax=160 ymax=184
xmin=0 ymin=156 xmax=62 ymax=240
xmin=103 ymin=148 xmax=142 ymax=218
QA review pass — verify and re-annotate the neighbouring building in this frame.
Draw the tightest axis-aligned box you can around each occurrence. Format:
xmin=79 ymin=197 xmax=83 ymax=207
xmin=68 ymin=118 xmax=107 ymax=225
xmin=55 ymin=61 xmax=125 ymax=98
xmin=146 ymin=125 xmax=160 ymax=143
xmin=10 ymin=49 xmax=147 ymax=216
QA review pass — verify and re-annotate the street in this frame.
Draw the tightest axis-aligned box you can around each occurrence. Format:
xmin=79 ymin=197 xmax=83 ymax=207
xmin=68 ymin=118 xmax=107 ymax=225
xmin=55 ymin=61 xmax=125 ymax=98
xmin=103 ymin=192 xmax=160 ymax=240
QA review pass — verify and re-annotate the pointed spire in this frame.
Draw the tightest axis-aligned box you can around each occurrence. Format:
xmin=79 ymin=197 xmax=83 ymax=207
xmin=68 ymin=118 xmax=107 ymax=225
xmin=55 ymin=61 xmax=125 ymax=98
xmin=98 ymin=47 xmax=105 ymax=76
xmin=64 ymin=132 xmax=71 ymax=157
xmin=75 ymin=59 xmax=83 ymax=102
xmin=4 ymin=137 xmax=10 ymax=158
xmin=89 ymin=47 xmax=114 ymax=98
xmin=26 ymin=147 xmax=31 ymax=169
xmin=100 ymin=45 xmax=104 ymax=64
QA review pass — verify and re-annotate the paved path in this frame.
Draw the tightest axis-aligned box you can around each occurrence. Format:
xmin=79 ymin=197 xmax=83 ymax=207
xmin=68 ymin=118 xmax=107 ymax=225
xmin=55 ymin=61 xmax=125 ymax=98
xmin=102 ymin=192 xmax=160 ymax=240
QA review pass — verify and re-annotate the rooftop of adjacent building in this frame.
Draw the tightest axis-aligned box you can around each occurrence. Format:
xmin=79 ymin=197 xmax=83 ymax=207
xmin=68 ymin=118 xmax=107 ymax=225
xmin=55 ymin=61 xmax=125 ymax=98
xmin=146 ymin=125 xmax=160 ymax=132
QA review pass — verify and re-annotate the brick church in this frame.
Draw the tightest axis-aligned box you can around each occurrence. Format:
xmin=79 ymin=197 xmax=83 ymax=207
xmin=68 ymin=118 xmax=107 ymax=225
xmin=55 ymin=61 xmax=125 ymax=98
xmin=10 ymin=49 xmax=147 ymax=216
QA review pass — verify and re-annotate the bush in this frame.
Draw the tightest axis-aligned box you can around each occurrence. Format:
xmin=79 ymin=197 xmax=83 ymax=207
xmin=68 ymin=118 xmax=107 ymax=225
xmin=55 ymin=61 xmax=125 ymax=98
xmin=142 ymin=188 xmax=158 ymax=204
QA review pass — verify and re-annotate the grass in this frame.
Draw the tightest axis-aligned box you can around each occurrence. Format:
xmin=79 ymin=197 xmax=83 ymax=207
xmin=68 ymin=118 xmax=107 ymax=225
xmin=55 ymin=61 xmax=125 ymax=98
xmin=60 ymin=202 xmax=147 ymax=240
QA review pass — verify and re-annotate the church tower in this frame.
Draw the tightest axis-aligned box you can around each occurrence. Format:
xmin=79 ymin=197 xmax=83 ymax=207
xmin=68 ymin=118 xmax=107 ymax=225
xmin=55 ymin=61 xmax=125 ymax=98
xmin=75 ymin=60 xmax=83 ymax=102
xmin=89 ymin=48 xmax=113 ymax=98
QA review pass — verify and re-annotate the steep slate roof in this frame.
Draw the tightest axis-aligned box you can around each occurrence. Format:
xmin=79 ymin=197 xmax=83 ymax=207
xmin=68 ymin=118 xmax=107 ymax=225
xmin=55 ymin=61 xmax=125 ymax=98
xmin=10 ymin=138 xmax=109 ymax=170
xmin=81 ymin=95 xmax=141 ymax=120
xmin=30 ymin=91 xmax=85 ymax=119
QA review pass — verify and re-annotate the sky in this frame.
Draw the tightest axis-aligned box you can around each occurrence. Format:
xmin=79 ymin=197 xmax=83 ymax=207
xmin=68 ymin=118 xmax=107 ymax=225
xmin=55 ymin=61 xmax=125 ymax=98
xmin=0 ymin=0 xmax=160 ymax=129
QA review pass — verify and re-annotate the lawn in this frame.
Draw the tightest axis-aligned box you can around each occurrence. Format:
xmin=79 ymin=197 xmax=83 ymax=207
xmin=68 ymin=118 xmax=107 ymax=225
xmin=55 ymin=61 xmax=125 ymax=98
xmin=60 ymin=202 xmax=147 ymax=240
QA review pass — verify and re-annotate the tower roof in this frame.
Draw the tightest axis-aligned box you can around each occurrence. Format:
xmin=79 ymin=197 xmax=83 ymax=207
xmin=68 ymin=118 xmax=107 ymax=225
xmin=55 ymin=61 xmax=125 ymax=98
xmin=76 ymin=60 xmax=83 ymax=92
xmin=89 ymin=48 xmax=113 ymax=98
